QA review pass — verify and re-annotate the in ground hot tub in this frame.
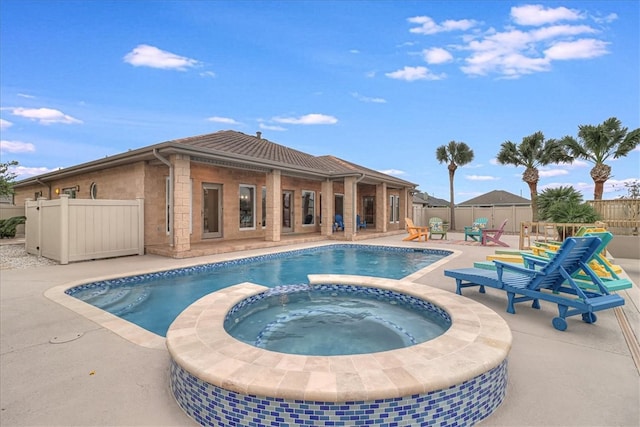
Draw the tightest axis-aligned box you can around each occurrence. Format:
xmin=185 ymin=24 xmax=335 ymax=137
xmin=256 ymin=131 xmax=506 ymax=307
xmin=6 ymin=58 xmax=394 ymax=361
xmin=167 ymin=275 xmax=512 ymax=426
xmin=224 ymin=284 xmax=451 ymax=356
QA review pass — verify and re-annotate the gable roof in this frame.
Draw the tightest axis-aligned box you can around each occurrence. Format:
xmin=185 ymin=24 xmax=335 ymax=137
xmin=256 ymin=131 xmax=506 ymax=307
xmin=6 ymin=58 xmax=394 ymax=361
xmin=457 ymin=190 xmax=530 ymax=206
xmin=14 ymin=130 xmax=416 ymax=189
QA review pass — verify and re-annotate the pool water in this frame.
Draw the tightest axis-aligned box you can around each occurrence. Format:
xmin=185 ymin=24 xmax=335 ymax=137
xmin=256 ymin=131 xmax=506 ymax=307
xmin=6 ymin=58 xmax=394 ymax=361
xmin=225 ymin=285 xmax=451 ymax=355
xmin=68 ymin=245 xmax=450 ymax=336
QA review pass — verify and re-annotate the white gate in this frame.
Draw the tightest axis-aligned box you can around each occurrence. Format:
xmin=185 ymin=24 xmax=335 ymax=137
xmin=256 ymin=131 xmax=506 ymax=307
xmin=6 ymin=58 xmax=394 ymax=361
xmin=25 ymin=195 xmax=144 ymax=264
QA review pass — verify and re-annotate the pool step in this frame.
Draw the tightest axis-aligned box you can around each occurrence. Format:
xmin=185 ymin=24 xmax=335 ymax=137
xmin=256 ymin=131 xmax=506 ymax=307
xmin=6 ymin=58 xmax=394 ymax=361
xmin=84 ymin=286 xmax=151 ymax=316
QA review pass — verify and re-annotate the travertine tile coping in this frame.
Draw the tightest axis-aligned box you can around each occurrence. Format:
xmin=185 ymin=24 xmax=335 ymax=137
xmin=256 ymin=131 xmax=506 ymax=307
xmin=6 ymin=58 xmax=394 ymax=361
xmin=166 ymin=274 xmax=512 ymax=402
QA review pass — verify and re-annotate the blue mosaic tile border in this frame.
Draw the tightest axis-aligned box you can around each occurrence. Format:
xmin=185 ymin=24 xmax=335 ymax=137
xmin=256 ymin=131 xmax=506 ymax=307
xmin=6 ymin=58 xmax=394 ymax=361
xmin=65 ymin=245 xmax=452 ymax=296
xmin=170 ymin=358 xmax=508 ymax=427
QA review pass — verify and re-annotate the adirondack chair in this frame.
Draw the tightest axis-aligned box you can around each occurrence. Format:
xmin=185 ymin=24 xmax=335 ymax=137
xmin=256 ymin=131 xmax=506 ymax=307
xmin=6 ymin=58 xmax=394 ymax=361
xmin=428 ymin=217 xmax=448 ymax=240
xmin=464 ymin=217 xmax=488 ymax=241
xmin=403 ymin=217 xmax=429 ymax=242
xmin=444 ymin=236 xmax=625 ymax=331
xmin=481 ymin=219 xmax=509 ymax=247
xmin=333 ymin=214 xmax=344 ymax=231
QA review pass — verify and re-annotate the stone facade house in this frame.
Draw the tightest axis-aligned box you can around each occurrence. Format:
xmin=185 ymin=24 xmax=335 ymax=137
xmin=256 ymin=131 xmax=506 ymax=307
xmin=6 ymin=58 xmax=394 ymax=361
xmin=12 ymin=130 xmax=416 ymax=258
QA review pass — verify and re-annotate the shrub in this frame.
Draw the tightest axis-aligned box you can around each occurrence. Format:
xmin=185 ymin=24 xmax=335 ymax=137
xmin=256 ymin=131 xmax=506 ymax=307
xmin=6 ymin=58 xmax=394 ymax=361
xmin=0 ymin=216 xmax=26 ymax=238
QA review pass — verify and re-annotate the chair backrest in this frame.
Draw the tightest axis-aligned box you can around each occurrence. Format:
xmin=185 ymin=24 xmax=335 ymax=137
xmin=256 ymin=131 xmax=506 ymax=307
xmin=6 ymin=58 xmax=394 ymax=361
xmin=494 ymin=219 xmax=508 ymax=234
xmin=530 ymin=236 xmax=602 ymax=291
xmin=429 ymin=217 xmax=444 ymax=231
xmin=335 ymin=214 xmax=344 ymax=226
xmin=471 ymin=217 xmax=488 ymax=230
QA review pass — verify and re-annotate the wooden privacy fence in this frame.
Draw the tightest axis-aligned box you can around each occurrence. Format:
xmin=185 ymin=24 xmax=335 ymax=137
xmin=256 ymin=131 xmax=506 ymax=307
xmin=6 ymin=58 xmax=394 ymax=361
xmin=26 ymin=195 xmax=144 ymax=264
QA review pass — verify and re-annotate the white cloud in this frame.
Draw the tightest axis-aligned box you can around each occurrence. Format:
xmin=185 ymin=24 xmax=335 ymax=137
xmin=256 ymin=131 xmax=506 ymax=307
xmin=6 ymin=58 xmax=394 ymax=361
xmin=466 ymin=175 xmax=500 ymax=181
xmin=422 ymin=47 xmax=453 ymax=64
xmin=539 ymin=169 xmax=569 ymax=178
xmin=593 ymin=13 xmax=618 ymax=24
xmin=123 ymin=44 xmax=199 ymax=70
xmin=544 ymin=38 xmax=609 ymax=60
xmin=349 ymin=49 xmax=360 ymax=54
xmin=13 ymin=165 xmax=58 ymax=179
xmin=408 ymin=16 xmax=478 ymax=35
xmin=511 ymin=5 xmax=583 ymax=26
xmin=17 ymin=93 xmax=35 ymax=99
xmin=207 ymin=116 xmax=240 ymax=125
xmin=0 ymin=140 xmax=36 ymax=154
xmin=0 ymin=119 xmax=12 ymax=129
xmin=351 ymin=92 xmax=387 ymax=103
xmin=11 ymin=107 xmax=82 ymax=125
xmin=273 ymin=114 xmax=338 ymax=125
xmin=385 ymin=66 xmax=445 ymax=81
xmin=200 ymin=71 xmax=216 ymax=78
xmin=379 ymin=169 xmax=405 ymax=176
xmin=259 ymin=123 xmax=286 ymax=131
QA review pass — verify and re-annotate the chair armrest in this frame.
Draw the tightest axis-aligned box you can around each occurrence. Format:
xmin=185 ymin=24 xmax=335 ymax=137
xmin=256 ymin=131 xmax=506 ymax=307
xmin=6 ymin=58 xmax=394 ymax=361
xmin=494 ymin=260 xmax=543 ymax=277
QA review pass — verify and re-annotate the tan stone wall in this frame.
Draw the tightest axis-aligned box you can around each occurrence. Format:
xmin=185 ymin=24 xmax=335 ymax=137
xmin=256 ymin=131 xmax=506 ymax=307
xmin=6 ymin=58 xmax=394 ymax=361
xmin=13 ymin=159 xmax=398 ymax=250
xmin=13 ymin=162 xmax=146 ymax=205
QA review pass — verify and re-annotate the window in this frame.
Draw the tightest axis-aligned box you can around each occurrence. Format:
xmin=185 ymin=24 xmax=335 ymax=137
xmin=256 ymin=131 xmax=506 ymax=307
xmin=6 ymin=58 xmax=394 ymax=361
xmin=363 ymin=196 xmax=375 ymax=225
xmin=301 ymin=190 xmax=315 ymax=225
xmin=89 ymin=182 xmax=98 ymax=199
xmin=389 ymin=195 xmax=399 ymax=223
xmin=239 ymin=185 xmax=256 ymax=229
xmin=261 ymin=186 xmax=267 ymax=228
xmin=62 ymin=186 xmax=78 ymax=199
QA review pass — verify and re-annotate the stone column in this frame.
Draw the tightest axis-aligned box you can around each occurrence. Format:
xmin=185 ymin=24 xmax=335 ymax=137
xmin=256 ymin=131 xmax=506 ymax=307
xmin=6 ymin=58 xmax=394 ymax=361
xmin=343 ymin=176 xmax=356 ymax=239
xmin=321 ymin=179 xmax=334 ymax=236
xmin=265 ymin=169 xmax=281 ymax=241
xmin=376 ymin=183 xmax=387 ymax=232
xmin=172 ymin=154 xmax=191 ymax=254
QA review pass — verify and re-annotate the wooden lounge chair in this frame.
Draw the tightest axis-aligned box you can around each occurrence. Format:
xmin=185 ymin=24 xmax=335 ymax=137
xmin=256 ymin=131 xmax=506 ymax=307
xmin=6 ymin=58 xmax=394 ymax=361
xmin=464 ymin=217 xmax=488 ymax=242
xmin=444 ymin=236 xmax=625 ymax=331
xmin=403 ymin=217 xmax=429 ymax=242
xmin=481 ymin=219 xmax=509 ymax=247
xmin=428 ymin=217 xmax=448 ymax=240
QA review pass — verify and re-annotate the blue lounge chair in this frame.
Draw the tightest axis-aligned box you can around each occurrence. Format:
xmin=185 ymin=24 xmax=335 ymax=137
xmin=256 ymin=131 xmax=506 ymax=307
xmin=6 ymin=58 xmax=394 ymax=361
xmin=333 ymin=214 xmax=344 ymax=232
xmin=444 ymin=236 xmax=625 ymax=331
xmin=356 ymin=214 xmax=366 ymax=230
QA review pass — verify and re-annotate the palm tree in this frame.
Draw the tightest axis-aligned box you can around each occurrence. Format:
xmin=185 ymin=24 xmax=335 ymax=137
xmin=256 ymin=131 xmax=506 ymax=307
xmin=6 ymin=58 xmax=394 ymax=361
xmin=496 ymin=131 xmax=572 ymax=221
xmin=560 ymin=117 xmax=640 ymax=200
xmin=436 ymin=141 xmax=474 ymax=230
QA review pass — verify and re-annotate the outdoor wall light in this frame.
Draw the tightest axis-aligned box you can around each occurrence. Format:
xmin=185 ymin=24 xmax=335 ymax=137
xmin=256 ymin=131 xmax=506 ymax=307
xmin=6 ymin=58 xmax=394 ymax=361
xmin=55 ymin=188 xmax=60 ymax=194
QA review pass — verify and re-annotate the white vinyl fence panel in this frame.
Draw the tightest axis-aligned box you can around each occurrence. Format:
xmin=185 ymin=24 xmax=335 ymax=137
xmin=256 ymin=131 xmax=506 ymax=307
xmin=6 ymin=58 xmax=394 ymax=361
xmin=25 ymin=195 xmax=144 ymax=264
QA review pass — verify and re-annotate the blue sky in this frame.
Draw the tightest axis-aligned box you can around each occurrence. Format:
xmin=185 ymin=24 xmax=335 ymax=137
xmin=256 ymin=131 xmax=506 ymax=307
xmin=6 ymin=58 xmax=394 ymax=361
xmin=1 ymin=1 xmax=638 ymax=202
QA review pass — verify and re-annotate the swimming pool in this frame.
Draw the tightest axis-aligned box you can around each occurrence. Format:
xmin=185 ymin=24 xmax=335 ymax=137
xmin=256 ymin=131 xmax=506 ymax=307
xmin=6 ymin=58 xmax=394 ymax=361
xmin=66 ymin=245 xmax=451 ymax=336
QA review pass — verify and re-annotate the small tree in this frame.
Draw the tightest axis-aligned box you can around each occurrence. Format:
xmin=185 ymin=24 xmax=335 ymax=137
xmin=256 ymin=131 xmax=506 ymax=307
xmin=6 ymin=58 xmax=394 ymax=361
xmin=0 ymin=160 xmax=19 ymax=197
xmin=537 ymin=186 xmax=600 ymax=239
xmin=618 ymin=179 xmax=640 ymax=235
xmin=435 ymin=141 xmax=474 ymax=230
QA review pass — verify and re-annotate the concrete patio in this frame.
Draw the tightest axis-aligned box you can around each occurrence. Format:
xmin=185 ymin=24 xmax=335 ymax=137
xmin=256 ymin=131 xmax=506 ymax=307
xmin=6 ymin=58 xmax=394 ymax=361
xmin=1 ymin=232 xmax=638 ymax=426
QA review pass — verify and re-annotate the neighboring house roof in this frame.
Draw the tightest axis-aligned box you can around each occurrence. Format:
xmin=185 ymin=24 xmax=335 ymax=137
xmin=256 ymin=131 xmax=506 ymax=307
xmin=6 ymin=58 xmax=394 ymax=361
xmin=14 ymin=130 xmax=416 ymax=189
xmin=457 ymin=190 xmax=531 ymax=206
xmin=412 ymin=194 xmax=449 ymax=207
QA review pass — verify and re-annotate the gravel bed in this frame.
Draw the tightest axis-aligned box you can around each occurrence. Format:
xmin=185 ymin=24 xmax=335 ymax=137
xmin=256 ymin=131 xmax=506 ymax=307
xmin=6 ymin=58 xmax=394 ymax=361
xmin=0 ymin=243 xmax=59 ymax=270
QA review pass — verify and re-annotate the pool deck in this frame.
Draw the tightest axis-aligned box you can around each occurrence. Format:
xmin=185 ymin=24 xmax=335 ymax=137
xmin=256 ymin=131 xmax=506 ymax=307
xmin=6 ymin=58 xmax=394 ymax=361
xmin=1 ymin=232 xmax=638 ymax=426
